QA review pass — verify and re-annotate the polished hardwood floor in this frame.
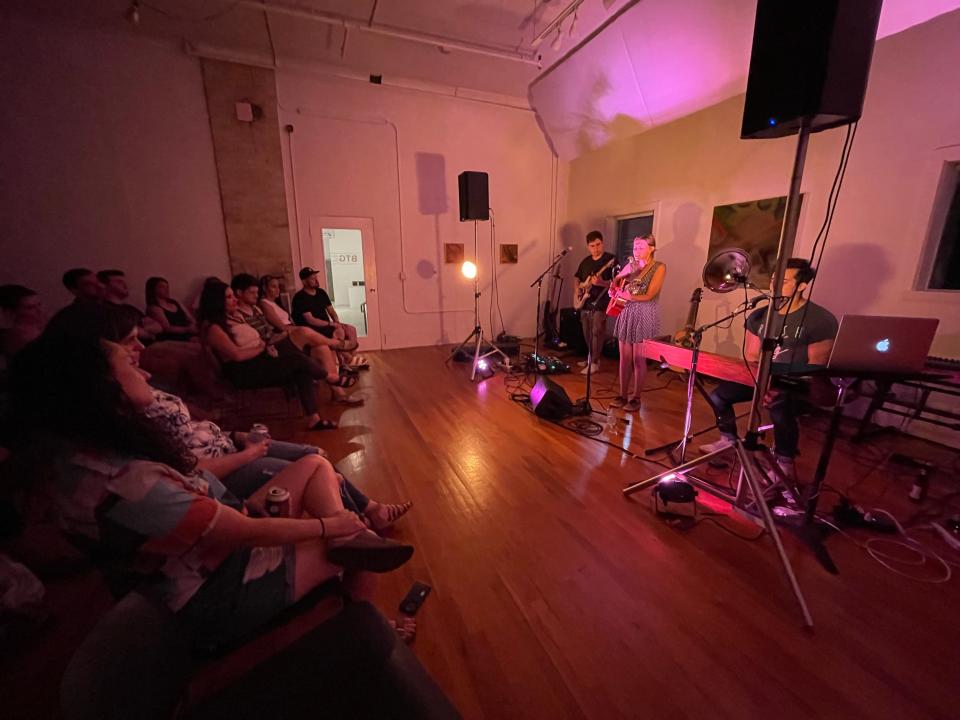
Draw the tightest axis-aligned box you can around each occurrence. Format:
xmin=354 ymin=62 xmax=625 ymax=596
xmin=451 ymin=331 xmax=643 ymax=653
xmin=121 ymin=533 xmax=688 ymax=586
xmin=5 ymin=345 xmax=960 ymax=719
xmin=292 ymin=347 xmax=960 ymax=720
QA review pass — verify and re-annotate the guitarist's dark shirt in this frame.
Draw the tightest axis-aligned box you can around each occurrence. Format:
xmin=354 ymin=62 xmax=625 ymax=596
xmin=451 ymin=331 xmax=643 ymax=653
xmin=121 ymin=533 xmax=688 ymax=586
xmin=575 ymin=252 xmax=617 ymax=311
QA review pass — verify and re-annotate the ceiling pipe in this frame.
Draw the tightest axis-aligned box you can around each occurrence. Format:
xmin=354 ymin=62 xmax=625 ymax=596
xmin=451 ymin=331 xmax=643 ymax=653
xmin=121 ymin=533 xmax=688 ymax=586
xmin=235 ymin=0 xmax=540 ymax=66
xmin=530 ymin=0 xmax=584 ymax=48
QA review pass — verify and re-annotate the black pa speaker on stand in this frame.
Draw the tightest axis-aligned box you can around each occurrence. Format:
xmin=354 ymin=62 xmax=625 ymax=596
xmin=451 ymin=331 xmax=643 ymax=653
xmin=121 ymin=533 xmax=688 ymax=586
xmin=458 ymin=171 xmax=489 ymax=221
xmin=741 ymin=0 xmax=882 ymax=140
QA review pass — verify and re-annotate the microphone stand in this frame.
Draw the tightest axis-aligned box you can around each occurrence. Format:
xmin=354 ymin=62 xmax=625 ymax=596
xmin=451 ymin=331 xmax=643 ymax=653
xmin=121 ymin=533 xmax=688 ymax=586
xmin=529 ymin=248 xmax=569 ymax=368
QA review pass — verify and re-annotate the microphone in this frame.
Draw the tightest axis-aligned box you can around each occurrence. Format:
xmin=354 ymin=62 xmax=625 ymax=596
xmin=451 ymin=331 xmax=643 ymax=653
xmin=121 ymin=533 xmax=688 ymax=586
xmin=744 ymin=294 xmax=769 ymax=309
xmin=559 ymin=246 xmax=573 ymax=256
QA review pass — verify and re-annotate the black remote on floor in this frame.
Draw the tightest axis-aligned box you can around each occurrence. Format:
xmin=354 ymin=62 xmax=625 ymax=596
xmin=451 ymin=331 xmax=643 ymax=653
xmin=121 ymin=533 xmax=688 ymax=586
xmin=399 ymin=581 xmax=432 ymax=615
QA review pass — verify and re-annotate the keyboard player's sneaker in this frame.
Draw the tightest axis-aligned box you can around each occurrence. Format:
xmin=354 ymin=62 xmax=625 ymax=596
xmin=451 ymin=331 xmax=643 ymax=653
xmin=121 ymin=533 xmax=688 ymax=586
xmin=699 ymin=437 xmax=734 ymax=454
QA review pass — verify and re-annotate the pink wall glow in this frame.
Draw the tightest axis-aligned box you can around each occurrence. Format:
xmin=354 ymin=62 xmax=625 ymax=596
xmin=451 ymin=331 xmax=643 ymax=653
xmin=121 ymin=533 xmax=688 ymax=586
xmin=0 ymin=17 xmax=230 ymax=314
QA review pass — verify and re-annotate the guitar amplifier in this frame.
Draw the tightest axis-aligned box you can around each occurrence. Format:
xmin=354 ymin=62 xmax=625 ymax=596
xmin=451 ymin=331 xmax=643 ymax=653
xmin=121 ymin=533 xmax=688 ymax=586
xmin=558 ymin=308 xmax=587 ymax=354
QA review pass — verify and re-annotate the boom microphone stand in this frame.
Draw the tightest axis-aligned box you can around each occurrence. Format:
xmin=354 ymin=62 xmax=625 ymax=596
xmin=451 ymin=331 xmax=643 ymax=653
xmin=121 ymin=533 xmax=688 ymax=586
xmin=529 ymin=247 xmax=570 ymax=368
xmin=623 ymin=120 xmax=817 ymax=628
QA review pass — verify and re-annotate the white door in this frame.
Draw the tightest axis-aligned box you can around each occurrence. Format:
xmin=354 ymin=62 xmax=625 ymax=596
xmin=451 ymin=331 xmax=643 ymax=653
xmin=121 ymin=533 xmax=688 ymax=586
xmin=306 ymin=216 xmax=383 ymax=351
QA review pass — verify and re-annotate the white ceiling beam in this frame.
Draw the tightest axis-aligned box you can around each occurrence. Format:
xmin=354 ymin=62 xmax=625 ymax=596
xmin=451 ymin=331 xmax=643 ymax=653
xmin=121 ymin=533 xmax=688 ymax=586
xmin=236 ymin=0 xmax=541 ymax=66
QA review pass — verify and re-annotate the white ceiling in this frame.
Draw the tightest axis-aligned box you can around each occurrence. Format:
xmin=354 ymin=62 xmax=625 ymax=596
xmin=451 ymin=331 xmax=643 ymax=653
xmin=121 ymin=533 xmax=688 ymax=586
xmin=6 ymin=0 xmax=960 ymax=155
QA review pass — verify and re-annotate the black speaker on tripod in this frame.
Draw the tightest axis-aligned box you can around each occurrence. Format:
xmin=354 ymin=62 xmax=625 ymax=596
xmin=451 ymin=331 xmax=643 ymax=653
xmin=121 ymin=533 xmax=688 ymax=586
xmin=741 ymin=0 xmax=883 ymax=140
xmin=530 ymin=375 xmax=573 ymax=421
xmin=458 ymin=171 xmax=489 ymax=221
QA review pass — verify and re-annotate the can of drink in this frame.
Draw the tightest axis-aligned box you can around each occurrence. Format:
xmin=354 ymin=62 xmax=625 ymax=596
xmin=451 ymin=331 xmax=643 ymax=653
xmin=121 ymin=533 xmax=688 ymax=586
xmin=265 ymin=486 xmax=290 ymax=517
xmin=249 ymin=423 xmax=271 ymax=443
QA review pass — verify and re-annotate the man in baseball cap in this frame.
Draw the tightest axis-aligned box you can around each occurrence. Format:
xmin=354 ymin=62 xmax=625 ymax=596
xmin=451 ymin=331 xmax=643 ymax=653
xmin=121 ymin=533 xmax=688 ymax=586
xmin=291 ymin=267 xmax=366 ymax=368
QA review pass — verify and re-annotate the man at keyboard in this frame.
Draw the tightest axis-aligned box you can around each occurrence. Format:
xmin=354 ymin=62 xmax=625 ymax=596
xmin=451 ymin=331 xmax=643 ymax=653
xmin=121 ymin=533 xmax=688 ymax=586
xmin=701 ymin=258 xmax=838 ymax=481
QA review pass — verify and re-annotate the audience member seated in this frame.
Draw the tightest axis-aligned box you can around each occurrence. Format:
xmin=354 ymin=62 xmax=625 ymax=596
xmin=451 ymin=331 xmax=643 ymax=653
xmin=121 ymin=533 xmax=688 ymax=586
xmin=97 ymin=269 xmax=163 ymax=342
xmin=145 ymin=276 xmax=197 ymax=342
xmin=232 ymin=274 xmax=360 ymax=405
xmin=198 ymin=279 xmax=342 ymax=431
xmin=292 ymin=267 xmax=367 ymax=370
xmin=259 ymin=275 xmax=356 ymax=363
xmin=10 ymin=330 xmax=413 ymax=653
xmin=0 ymin=285 xmax=46 ymax=361
xmin=62 ymin=267 xmax=104 ymax=304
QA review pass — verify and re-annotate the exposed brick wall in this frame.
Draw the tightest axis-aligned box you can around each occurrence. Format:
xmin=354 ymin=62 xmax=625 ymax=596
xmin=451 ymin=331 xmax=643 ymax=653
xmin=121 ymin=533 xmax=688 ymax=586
xmin=200 ymin=59 xmax=293 ymax=286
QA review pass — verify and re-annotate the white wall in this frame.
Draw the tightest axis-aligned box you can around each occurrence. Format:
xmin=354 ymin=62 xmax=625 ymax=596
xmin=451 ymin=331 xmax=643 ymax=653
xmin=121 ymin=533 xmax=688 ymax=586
xmin=0 ymin=17 xmax=230 ymax=313
xmin=565 ymin=10 xmax=960 ymax=359
xmin=276 ymin=71 xmax=562 ymax=349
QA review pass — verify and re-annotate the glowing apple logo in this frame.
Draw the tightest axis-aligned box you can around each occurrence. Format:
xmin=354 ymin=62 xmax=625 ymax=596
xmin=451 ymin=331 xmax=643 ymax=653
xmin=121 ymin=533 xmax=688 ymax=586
xmin=875 ymin=338 xmax=890 ymax=353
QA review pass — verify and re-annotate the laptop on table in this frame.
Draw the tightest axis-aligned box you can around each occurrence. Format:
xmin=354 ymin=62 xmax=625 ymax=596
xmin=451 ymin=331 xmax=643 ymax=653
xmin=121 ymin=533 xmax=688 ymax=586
xmin=826 ymin=315 xmax=939 ymax=375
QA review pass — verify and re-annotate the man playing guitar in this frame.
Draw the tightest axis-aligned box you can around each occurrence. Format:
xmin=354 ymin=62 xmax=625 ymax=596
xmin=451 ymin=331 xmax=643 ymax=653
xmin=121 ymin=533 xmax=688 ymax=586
xmin=573 ymin=231 xmax=616 ymax=375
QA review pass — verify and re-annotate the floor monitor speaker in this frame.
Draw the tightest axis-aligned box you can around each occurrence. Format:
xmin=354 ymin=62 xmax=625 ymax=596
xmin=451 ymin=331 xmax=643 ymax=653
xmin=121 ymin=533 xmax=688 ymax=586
xmin=741 ymin=0 xmax=882 ymax=139
xmin=530 ymin=375 xmax=573 ymax=421
xmin=458 ymin=171 xmax=490 ymax=221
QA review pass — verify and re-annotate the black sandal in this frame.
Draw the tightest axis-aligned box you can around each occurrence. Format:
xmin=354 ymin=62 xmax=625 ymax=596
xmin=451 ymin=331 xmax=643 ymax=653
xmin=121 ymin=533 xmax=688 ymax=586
xmin=327 ymin=374 xmax=358 ymax=388
xmin=310 ymin=419 xmax=338 ymax=431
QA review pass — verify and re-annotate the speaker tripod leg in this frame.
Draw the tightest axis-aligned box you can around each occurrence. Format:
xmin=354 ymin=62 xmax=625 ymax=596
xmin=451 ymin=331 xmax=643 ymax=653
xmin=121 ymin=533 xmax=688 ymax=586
xmin=735 ymin=441 xmax=814 ymax=628
xmin=448 ymin=326 xmax=480 ymax=365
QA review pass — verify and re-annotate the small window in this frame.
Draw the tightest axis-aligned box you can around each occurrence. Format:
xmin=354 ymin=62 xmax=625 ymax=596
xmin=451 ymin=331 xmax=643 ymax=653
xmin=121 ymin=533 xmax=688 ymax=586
xmin=917 ymin=162 xmax=960 ymax=291
xmin=615 ymin=212 xmax=654 ymax=263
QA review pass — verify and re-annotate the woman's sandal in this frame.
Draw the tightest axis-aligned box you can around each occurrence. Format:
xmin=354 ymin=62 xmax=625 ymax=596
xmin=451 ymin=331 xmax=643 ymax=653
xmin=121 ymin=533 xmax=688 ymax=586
xmin=390 ymin=616 xmax=417 ymax=644
xmin=327 ymin=374 xmax=358 ymax=388
xmin=368 ymin=501 xmax=413 ymax=532
xmin=309 ymin=419 xmax=338 ymax=431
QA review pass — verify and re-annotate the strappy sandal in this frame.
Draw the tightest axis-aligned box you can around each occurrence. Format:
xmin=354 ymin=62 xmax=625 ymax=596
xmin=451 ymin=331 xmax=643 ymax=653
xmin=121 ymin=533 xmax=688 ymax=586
xmin=309 ymin=419 xmax=338 ymax=431
xmin=327 ymin=374 xmax=358 ymax=388
xmin=368 ymin=501 xmax=413 ymax=532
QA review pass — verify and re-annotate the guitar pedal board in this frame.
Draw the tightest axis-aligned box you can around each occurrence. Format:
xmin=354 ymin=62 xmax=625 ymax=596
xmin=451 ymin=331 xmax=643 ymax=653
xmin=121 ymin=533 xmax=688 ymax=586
xmin=526 ymin=353 xmax=571 ymax=375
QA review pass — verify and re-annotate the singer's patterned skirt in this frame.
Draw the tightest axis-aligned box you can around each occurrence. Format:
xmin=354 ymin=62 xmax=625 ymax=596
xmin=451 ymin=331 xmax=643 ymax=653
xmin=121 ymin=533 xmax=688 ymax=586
xmin=614 ymin=299 xmax=659 ymax=344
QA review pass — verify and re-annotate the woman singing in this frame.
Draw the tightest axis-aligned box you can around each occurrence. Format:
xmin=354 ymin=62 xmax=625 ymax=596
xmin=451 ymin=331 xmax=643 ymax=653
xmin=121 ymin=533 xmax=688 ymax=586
xmin=609 ymin=235 xmax=666 ymax=411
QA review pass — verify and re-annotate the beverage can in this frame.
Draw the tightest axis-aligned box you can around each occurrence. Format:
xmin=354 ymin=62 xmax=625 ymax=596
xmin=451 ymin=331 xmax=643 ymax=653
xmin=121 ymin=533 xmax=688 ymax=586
xmin=265 ymin=486 xmax=291 ymax=517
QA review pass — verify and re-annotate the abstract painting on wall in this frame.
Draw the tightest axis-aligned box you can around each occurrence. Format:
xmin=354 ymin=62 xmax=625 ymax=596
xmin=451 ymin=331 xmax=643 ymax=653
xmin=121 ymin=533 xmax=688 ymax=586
xmin=499 ymin=244 xmax=518 ymax=264
xmin=707 ymin=195 xmax=801 ymax=286
xmin=444 ymin=243 xmax=464 ymax=264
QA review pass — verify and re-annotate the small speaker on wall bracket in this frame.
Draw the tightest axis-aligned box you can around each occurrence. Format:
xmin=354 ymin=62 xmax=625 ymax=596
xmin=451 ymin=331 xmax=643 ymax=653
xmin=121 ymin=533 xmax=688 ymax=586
xmin=458 ymin=171 xmax=489 ymax=221
xmin=741 ymin=0 xmax=883 ymax=140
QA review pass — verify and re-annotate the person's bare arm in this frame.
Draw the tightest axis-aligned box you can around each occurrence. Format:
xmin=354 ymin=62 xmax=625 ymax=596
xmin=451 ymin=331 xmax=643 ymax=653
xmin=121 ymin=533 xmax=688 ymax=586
xmin=148 ymin=305 xmax=194 ymax=334
xmin=326 ymin=305 xmax=341 ymax=324
xmin=206 ymin=324 xmax=264 ymax=362
xmin=807 ymin=339 xmax=834 ymax=365
xmin=197 ymin=440 xmax=270 ymax=480
xmin=744 ymin=329 xmax=761 ymax=363
xmin=259 ymin=300 xmax=287 ymax=331
xmin=302 ymin=311 xmax=333 ymax=330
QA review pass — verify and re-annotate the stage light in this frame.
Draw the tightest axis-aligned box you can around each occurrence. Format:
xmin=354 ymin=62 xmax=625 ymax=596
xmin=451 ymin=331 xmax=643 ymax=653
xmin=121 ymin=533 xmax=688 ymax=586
xmin=461 ymin=260 xmax=478 ymax=279
xmin=478 ymin=359 xmax=488 ymax=371
xmin=653 ymin=473 xmax=698 ymax=516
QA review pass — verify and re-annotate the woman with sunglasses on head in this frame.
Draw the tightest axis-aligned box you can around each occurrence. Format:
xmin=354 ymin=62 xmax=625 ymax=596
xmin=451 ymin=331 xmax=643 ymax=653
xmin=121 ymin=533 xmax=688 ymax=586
xmin=609 ymin=235 xmax=667 ymax=412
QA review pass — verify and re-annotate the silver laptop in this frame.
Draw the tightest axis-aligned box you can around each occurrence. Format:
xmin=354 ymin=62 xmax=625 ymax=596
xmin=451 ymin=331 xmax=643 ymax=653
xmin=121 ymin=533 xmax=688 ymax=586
xmin=827 ymin=315 xmax=939 ymax=374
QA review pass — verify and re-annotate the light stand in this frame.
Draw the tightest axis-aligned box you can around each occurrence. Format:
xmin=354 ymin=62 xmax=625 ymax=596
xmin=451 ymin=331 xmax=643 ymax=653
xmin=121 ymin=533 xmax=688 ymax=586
xmin=448 ymin=220 xmax=511 ymax=381
xmin=623 ymin=121 xmax=818 ymax=628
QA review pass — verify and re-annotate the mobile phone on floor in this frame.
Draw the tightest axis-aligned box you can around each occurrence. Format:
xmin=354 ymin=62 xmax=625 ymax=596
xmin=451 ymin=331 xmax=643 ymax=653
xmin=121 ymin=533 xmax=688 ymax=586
xmin=399 ymin=581 xmax=432 ymax=616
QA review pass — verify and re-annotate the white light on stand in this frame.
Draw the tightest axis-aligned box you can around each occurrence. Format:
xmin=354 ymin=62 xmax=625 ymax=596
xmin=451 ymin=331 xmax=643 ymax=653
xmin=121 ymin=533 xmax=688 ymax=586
xmin=461 ymin=260 xmax=478 ymax=279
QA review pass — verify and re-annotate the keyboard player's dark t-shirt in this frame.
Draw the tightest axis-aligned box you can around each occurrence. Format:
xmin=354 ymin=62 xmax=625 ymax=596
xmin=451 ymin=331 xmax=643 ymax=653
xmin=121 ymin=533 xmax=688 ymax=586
xmin=746 ymin=301 xmax=838 ymax=369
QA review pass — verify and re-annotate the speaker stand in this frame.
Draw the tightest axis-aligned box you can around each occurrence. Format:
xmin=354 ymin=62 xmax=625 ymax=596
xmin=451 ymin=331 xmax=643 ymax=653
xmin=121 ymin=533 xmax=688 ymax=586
xmin=447 ymin=221 xmax=511 ymax=381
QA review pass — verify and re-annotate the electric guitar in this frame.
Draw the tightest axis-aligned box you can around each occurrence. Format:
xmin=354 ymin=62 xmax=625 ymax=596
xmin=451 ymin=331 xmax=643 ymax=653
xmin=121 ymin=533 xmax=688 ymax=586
xmin=573 ymin=256 xmax=617 ymax=311
xmin=672 ymin=288 xmax=703 ymax=348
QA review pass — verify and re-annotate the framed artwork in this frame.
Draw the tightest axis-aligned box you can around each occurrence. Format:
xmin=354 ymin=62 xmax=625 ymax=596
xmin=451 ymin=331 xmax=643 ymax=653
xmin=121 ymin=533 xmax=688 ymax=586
xmin=707 ymin=195 xmax=801 ymax=286
xmin=444 ymin=243 xmax=464 ymax=264
xmin=499 ymin=244 xmax=518 ymax=263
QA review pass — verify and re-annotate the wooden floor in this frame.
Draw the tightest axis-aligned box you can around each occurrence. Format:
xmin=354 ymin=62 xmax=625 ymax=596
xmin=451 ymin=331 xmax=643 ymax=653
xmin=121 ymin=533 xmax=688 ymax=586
xmin=6 ymin=345 xmax=960 ymax=719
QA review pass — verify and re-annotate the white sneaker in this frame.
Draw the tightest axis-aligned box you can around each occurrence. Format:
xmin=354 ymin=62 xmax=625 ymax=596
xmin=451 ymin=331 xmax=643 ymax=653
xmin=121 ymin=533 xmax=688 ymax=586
xmin=699 ymin=437 xmax=734 ymax=454
xmin=577 ymin=360 xmax=589 ymax=367
xmin=579 ymin=363 xmax=599 ymax=375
